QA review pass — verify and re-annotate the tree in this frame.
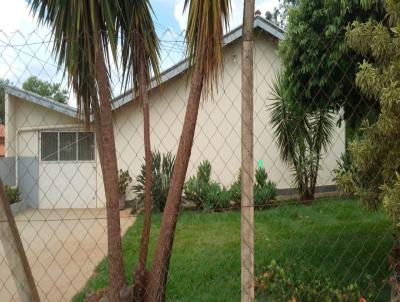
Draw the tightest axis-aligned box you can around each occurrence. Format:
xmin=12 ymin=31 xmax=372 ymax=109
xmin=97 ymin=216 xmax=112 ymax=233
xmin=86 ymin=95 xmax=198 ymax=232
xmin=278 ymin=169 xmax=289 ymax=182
xmin=28 ymin=1 xmax=125 ymax=300
xmin=22 ymin=76 xmax=68 ymax=104
xmin=116 ymin=0 xmax=160 ymax=299
xmin=343 ymin=1 xmax=400 ymax=297
xmin=146 ymin=1 xmax=231 ymax=300
xmin=271 ymin=0 xmax=298 ymax=28
xmin=0 ymin=79 xmax=10 ymax=124
xmin=270 ymin=75 xmax=336 ymax=201
xmin=269 ymin=0 xmax=384 ymax=201
xmin=343 ymin=0 xmax=400 ymax=215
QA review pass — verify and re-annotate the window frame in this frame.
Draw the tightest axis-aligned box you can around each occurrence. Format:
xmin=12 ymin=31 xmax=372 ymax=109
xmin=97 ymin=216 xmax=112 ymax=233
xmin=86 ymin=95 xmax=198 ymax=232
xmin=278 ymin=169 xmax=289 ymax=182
xmin=40 ymin=130 xmax=96 ymax=163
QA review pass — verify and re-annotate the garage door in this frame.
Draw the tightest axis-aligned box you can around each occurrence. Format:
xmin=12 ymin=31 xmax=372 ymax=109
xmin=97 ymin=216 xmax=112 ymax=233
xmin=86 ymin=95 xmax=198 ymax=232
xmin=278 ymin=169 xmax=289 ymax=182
xmin=38 ymin=131 xmax=97 ymax=209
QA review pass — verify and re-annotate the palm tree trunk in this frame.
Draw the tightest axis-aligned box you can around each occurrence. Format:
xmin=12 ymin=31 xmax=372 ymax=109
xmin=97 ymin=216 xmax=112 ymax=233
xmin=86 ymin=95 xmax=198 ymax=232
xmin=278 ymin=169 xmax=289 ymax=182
xmin=94 ymin=45 xmax=126 ymax=301
xmin=134 ymin=53 xmax=153 ymax=301
xmin=146 ymin=51 xmax=205 ymax=302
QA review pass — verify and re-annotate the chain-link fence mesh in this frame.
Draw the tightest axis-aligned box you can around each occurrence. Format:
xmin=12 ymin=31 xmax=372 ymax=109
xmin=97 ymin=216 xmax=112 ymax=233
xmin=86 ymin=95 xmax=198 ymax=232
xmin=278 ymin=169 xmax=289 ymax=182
xmin=0 ymin=15 xmax=397 ymax=302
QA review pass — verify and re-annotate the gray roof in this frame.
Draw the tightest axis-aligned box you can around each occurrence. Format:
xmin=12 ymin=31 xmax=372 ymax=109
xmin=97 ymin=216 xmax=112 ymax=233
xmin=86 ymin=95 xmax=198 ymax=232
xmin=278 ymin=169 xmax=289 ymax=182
xmin=112 ymin=16 xmax=284 ymax=109
xmin=4 ymin=86 xmax=78 ymax=118
xmin=6 ymin=16 xmax=284 ymax=117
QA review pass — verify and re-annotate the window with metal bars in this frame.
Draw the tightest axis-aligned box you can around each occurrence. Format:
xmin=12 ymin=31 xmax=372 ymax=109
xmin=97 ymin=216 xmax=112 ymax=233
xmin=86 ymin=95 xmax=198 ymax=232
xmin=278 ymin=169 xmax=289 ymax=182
xmin=40 ymin=131 xmax=95 ymax=162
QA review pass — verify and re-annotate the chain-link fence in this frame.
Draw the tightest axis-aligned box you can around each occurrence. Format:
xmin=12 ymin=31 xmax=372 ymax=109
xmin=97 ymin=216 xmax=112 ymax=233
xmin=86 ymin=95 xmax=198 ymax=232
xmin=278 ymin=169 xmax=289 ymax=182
xmin=0 ymin=14 xmax=397 ymax=302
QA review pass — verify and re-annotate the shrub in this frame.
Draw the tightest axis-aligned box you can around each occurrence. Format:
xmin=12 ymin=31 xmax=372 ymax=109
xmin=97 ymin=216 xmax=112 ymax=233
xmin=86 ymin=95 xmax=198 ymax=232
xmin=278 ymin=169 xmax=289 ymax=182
xmin=118 ymin=169 xmax=132 ymax=195
xmin=254 ymin=184 xmax=276 ymax=208
xmin=334 ymin=152 xmax=356 ymax=197
xmin=254 ymin=167 xmax=277 ymax=208
xmin=184 ymin=160 xmax=213 ymax=209
xmin=256 ymin=260 xmax=377 ymax=301
xmin=229 ymin=176 xmax=241 ymax=206
xmin=5 ymin=186 xmax=21 ymax=205
xmin=133 ymin=151 xmax=175 ymax=212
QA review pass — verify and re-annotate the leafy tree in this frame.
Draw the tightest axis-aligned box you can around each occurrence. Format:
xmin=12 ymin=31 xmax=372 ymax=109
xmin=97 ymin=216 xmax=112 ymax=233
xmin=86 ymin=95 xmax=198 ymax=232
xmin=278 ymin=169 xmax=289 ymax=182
xmin=270 ymin=0 xmax=299 ymax=28
xmin=270 ymin=0 xmax=384 ymax=201
xmin=22 ymin=76 xmax=68 ymax=104
xmin=342 ymin=0 xmax=400 ymax=218
xmin=0 ymin=79 xmax=10 ymax=124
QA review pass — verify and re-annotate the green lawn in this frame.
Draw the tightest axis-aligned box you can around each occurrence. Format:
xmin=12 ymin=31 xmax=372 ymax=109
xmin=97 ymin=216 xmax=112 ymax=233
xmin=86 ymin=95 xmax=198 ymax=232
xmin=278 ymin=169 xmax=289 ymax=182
xmin=73 ymin=198 xmax=395 ymax=301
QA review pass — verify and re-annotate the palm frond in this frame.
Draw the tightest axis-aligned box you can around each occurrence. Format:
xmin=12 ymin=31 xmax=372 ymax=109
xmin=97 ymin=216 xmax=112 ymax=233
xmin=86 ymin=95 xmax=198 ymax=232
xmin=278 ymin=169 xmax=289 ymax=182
xmin=28 ymin=0 xmax=120 ymax=123
xmin=183 ymin=0 xmax=231 ymax=95
xmin=269 ymin=74 xmax=307 ymax=164
xmin=117 ymin=0 xmax=161 ymax=94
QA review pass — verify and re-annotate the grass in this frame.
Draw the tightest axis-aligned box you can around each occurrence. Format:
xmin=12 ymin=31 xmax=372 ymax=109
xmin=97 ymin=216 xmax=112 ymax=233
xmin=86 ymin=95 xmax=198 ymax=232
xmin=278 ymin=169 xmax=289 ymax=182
xmin=73 ymin=198 xmax=395 ymax=301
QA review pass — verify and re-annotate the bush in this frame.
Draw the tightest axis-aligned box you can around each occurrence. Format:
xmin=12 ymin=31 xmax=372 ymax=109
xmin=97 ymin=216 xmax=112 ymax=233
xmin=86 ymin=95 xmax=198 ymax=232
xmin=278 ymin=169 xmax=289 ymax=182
xmin=133 ymin=151 xmax=175 ymax=212
xmin=229 ymin=172 xmax=241 ymax=206
xmin=334 ymin=152 xmax=356 ymax=197
xmin=5 ymin=186 xmax=20 ymax=205
xmin=184 ymin=160 xmax=213 ymax=209
xmin=184 ymin=161 xmax=231 ymax=210
xmin=256 ymin=260 xmax=376 ymax=301
xmin=118 ymin=169 xmax=132 ymax=195
xmin=253 ymin=167 xmax=277 ymax=208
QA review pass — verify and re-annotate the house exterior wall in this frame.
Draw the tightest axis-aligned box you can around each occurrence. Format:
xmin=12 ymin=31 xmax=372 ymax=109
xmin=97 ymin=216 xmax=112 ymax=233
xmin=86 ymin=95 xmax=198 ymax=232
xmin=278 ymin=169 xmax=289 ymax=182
xmin=114 ymin=34 xmax=345 ymax=200
xmin=4 ymin=33 xmax=345 ymax=208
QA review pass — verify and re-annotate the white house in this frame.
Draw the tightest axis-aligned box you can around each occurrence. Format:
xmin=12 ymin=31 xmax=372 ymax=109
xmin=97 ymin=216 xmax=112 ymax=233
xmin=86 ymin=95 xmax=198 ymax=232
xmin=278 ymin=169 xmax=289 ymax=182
xmin=0 ymin=16 xmax=345 ymax=209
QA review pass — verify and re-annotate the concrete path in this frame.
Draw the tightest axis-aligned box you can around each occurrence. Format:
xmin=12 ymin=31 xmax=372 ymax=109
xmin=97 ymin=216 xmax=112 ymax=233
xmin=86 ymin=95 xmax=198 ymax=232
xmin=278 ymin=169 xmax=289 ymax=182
xmin=0 ymin=208 xmax=135 ymax=301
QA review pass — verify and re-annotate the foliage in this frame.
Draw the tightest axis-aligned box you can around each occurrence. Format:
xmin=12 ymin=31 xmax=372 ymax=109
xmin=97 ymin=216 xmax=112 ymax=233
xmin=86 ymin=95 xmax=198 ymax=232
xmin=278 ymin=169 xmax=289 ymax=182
xmin=344 ymin=0 xmax=400 ymax=217
xmin=118 ymin=169 xmax=132 ymax=195
xmin=229 ymin=172 xmax=241 ymax=206
xmin=116 ymin=0 xmax=160 ymax=91
xmin=183 ymin=0 xmax=231 ymax=95
xmin=203 ymin=182 xmax=230 ymax=210
xmin=28 ymin=0 xmax=120 ymax=123
xmin=22 ymin=76 xmax=68 ymax=104
xmin=272 ymin=0 xmax=384 ymax=201
xmin=270 ymin=0 xmax=298 ymax=28
xmin=256 ymin=260 xmax=377 ymax=301
xmin=270 ymin=75 xmax=335 ymax=201
xmin=279 ymin=0 xmax=383 ymax=113
xmin=133 ymin=151 xmax=175 ymax=212
xmin=5 ymin=186 xmax=21 ymax=205
xmin=0 ymin=79 xmax=10 ymax=124
xmin=184 ymin=160 xmax=213 ymax=208
xmin=254 ymin=167 xmax=277 ymax=208
xmin=334 ymin=152 xmax=356 ymax=197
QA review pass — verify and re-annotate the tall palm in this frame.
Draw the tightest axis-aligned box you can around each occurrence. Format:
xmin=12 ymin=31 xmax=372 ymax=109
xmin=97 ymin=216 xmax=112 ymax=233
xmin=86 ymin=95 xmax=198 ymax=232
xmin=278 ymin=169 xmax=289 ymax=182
xmin=28 ymin=1 xmax=126 ymax=300
xmin=146 ymin=1 xmax=231 ymax=301
xmin=117 ymin=0 xmax=160 ymax=299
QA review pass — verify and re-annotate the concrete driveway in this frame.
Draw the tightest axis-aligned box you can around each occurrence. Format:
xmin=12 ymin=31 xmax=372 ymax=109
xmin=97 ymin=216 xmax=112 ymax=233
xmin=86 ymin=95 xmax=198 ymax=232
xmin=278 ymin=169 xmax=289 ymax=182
xmin=0 ymin=208 xmax=135 ymax=301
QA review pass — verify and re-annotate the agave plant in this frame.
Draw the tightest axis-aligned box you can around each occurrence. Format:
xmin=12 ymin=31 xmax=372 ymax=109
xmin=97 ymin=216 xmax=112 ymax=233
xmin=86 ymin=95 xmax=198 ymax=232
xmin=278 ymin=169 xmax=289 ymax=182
xmin=133 ymin=151 xmax=175 ymax=212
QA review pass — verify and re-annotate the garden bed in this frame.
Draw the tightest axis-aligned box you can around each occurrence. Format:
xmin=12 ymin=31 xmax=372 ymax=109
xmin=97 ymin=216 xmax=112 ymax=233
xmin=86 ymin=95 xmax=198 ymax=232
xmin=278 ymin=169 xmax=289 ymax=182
xmin=73 ymin=198 xmax=394 ymax=301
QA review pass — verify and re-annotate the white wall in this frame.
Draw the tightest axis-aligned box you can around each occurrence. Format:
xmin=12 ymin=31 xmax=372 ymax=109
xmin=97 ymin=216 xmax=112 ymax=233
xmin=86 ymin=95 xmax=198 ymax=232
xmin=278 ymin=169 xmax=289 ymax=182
xmin=6 ymin=32 xmax=346 ymax=208
xmin=113 ymin=33 xmax=345 ymax=198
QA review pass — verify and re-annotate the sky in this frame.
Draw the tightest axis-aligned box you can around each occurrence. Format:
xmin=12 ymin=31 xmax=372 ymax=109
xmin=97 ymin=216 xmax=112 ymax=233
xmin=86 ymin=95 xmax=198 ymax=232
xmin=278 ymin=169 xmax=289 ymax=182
xmin=0 ymin=0 xmax=278 ymax=104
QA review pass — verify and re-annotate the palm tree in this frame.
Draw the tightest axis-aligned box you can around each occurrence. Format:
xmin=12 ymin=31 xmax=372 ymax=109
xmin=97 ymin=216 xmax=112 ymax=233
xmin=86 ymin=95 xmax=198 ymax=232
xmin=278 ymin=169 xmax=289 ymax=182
xmin=270 ymin=74 xmax=335 ymax=201
xmin=28 ymin=1 xmax=125 ymax=300
xmin=116 ymin=0 xmax=160 ymax=299
xmin=146 ymin=1 xmax=231 ymax=301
